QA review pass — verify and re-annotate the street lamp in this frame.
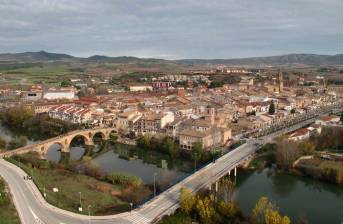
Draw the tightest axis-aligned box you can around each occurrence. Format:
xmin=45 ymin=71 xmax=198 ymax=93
xmin=87 ymin=205 xmax=91 ymax=224
xmin=79 ymin=192 xmax=82 ymax=209
xmin=153 ymin=172 xmax=157 ymax=197
xmin=129 ymin=202 xmax=133 ymax=213
xmin=194 ymin=152 xmax=197 ymax=173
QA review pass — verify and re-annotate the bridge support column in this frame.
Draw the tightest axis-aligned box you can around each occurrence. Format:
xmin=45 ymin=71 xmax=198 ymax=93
xmin=209 ymin=184 xmax=211 ymax=191
xmin=234 ymin=167 xmax=237 ymax=177
xmin=228 ymin=169 xmax=231 ymax=176
xmin=215 ymin=181 xmax=218 ymax=192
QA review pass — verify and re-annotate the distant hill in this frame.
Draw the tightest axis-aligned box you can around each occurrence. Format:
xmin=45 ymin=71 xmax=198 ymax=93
xmin=0 ymin=51 xmax=74 ymax=62
xmin=176 ymin=54 xmax=343 ymax=66
xmin=0 ymin=51 xmax=343 ymax=65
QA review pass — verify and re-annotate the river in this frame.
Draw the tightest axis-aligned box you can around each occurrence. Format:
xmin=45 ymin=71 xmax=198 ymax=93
xmin=1 ymin=125 xmax=343 ymax=222
xmin=235 ymin=168 xmax=343 ymax=224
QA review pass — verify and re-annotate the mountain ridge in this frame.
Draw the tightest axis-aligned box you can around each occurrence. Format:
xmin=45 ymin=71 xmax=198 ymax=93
xmin=0 ymin=51 xmax=343 ymax=65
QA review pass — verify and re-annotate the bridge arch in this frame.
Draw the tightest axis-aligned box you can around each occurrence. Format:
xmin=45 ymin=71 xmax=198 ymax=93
xmin=91 ymin=131 xmax=107 ymax=142
xmin=69 ymin=133 xmax=93 ymax=147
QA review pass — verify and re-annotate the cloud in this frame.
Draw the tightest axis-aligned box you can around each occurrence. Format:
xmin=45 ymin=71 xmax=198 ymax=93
xmin=0 ymin=0 xmax=342 ymax=58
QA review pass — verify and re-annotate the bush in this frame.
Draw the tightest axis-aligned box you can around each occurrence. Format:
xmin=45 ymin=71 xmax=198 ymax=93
xmin=106 ymin=172 xmax=143 ymax=188
xmin=7 ymin=136 xmax=27 ymax=150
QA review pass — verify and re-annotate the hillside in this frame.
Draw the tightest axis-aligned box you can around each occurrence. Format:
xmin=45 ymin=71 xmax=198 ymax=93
xmin=176 ymin=54 xmax=343 ymax=65
xmin=0 ymin=51 xmax=343 ymax=66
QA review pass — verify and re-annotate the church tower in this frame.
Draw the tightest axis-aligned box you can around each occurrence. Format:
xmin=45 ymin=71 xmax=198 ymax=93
xmin=278 ymin=70 xmax=284 ymax=92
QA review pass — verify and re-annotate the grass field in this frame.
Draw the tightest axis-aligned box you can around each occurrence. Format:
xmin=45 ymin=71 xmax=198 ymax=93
xmin=0 ymin=178 xmax=21 ymax=224
xmin=6 ymin=157 xmax=152 ymax=215
xmin=0 ymin=64 xmax=81 ymax=86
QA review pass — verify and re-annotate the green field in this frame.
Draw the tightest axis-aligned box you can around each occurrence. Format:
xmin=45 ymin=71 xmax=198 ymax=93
xmin=6 ymin=156 xmax=151 ymax=215
xmin=0 ymin=63 xmax=82 ymax=86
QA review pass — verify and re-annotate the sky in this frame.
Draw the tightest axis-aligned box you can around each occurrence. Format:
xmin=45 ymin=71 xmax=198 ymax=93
xmin=0 ymin=0 xmax=343 ymax=59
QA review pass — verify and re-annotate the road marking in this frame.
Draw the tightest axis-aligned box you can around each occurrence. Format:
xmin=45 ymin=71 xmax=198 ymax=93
xmin=29 ymin=207 xmax=46 ymax=224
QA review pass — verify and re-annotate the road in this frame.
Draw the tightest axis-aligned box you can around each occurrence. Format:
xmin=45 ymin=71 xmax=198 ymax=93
xmin=0 ymin=139 xmax=260 ymax=224
xmin=0 ymin=100 xmax=342 ymax=223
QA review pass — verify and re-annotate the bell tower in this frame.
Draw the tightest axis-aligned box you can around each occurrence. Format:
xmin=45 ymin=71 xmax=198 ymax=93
xmin=278 ymin=70 xmax=284 ymax=92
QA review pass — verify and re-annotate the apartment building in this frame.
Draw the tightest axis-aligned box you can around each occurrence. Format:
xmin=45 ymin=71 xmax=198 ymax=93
xmin=48 ymin=105 xmax=91 ymax=124
xmin=134 ymin=111 xmax=174 ymax=135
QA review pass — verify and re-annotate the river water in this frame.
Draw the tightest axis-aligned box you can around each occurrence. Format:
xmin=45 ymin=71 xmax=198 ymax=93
xmin=235 ymin=168 xmax=343 ymax=224
xmin=1 ymin=125 xmax=343 ymax=222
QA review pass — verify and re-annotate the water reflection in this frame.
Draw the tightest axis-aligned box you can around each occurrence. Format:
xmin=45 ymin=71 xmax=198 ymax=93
xmin=270 ymin=171 xmax=297 ymax=197
xmin=92 ymin=150 xmax=188 ymax=185
xmin=236 ymin=168 xmax=343 ymax=224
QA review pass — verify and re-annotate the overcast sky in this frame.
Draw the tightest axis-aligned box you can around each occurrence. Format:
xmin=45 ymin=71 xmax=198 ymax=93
xmin=0 ymin=0 xmax=343 ymax=59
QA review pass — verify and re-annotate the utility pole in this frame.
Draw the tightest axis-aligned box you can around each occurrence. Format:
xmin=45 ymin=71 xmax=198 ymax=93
xmin=153 ymin=173 xmax=157 ymax=197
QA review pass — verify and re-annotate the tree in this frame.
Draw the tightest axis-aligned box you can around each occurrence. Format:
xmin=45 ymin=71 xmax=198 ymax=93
xmin=217 ymin=178 xmax=235 ymax=203
xmin=290 ymin=108 xmax=296 ymax=114
xmin=297 ymin=141 xmax=315 ymax=155
xmin=0 ymin=137 xmax=6 ymax=149
xmin=136 ymin=135 xmax=151 ymax=150
xmin=217 ymin=201 xmax=237 ymax=219
xmin=162 ymin=137 xmax=178 ymax=158
xmin=192 ymin=142 xmax=203 ymax=161
xmin=179 ymin=188 xmax=196 ymax=215
xmin=275 ymin=139 xmax=301 ymax=170
xmin=268 ymin=101 xmax=276 ymax=115
xmin=340 ymin=113 xmax=343 ymax=123
xmin=195 ymin=195 xmax=216 ymax=224
xmin=209 ymin=81 xmax=223 ymax=88
xmin=7 ymin=136 xmax=27 ymax=150
xmin=252 ymin=197 xmax=291 ymax=224
xmin=60 ymin=80 xmax=72 ymax=87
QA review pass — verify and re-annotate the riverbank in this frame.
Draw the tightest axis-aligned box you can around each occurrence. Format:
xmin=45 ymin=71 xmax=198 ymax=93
xmin=5 ymin=152 xmax=152 ymax=215
xmin=294 ymin=157 xmax=343 ymax=185
xmin=0 ymin=177 xmax=21 ymax=224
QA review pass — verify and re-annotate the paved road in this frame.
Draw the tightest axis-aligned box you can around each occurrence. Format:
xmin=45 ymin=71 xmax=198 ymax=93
xmin=0 ymin=139 xmax=259 ymax=224
xmin=0 ymin=102 xmax=342 ymax=223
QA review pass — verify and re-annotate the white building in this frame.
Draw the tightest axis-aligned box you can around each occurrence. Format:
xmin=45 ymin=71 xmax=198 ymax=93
xmin=43 ymin=91 xmax=75 ymax=100
xmin=129 ymin=85 xmax=153 ymax=92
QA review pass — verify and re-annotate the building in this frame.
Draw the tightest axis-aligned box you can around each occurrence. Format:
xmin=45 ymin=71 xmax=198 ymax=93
xmin=152 ymin=81 xmax=172 ymax=89
xmin=48 ymin=105 xmax=92 ymax=124
xmin=43 ymin=90 xmax=75 ymax=100
xmin=116 ymin=110 xmax=142 ymax=132
xmin=315 ymin=115 xmax=341 ymax=126
xmin=29 ymin=102 xmax=73 ymax=114
xmin=134 ymin=111 xmax=175 ymax=135
xmin=287 ymin=128 xmax=310 ymax=141
xmin=179 ymin=127 xmax=231 ymax=150
xmin=129 ymin=85 xmax=153 ymax=92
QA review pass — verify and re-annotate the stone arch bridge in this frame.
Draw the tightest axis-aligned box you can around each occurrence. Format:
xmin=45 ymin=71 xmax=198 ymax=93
xmin=1 ymin=128 xmax=118 ymax=158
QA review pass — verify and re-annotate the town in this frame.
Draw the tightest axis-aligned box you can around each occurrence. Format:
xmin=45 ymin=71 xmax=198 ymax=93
xmin=1 ymin=1 xmax=343 ymax=224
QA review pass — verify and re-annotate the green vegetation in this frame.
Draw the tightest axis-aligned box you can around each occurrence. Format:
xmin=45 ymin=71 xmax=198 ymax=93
xmin=252 ymin=127 xmax=343 ymax=185
xmin=6 ymin=136 xmax=27 ymax=150
xmin=136 ymin=135 xmax=219 ymax=166
xmin=0 ymin=106 xmax=80 ymax=141
xmin=6 ymin=152 xmax=152 ymax=215
xmin=296 ymin=158 xmax=343 ymax=185
xmin=208 ymin=80 xmax=223 ymax=88
xmin=0 ymin=136 xmax=7 ymax=149
xmin=160 ymin=179 xmax=291 ymax=224
xmin=268 ymin=101 xmax=275 ymax=115
xmin=0 ymin=178 xmax=21 ymax=224
xmin=251 ymin=197 xmax=290 ymax=224
xmin=0 ymin=64 xmax=82 ymax=86
xmin=105 ymin=172 xmax=143 ymax=188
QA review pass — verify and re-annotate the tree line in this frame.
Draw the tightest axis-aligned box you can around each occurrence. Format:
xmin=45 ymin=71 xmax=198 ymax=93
xmin=0 ymin=106 xmax=80 ymax=141
xmin=160 ymin=178 xmax=291 ymax=224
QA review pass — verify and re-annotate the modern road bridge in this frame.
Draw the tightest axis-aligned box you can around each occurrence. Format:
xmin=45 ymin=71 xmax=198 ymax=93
xmin=0 ymin=100 xmax=343 ymax=223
